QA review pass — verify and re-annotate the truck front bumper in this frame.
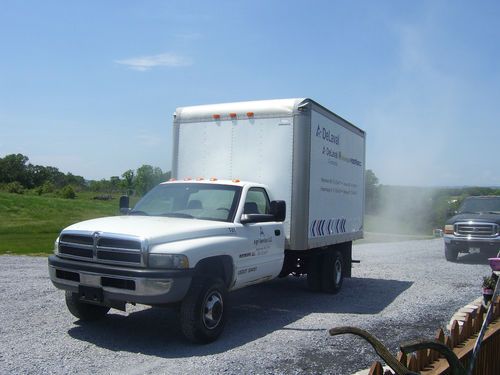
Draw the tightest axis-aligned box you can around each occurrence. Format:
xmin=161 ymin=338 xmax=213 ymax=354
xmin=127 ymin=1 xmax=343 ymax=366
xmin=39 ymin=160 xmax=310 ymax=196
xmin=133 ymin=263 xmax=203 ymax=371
xmin=444 ymin=235 xmax=500 ymax=254
xmin=48 ymin=255 xmax=193 ymax=305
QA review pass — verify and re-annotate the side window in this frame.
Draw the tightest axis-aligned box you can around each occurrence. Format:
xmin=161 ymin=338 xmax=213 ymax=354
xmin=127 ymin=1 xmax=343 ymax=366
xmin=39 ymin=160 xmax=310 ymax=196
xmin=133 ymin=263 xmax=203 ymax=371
xmin=244 ymin=188 xmax=270 ymax=214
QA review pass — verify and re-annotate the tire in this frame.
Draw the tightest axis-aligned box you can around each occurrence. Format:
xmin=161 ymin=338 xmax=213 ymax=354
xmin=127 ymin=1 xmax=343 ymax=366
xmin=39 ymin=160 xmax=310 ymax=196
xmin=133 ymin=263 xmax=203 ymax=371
xmin=321 ymin=250 xmax=344 ymax=294
xmin=444 ymin=244 xmax=459 ymax=262
xmin=180 ymin=277 xmax=228 ymax=344
xmin=65 ymin=291 xmax=110 ymax=321
xmin=307 ymin=253 xmax=323 ymax=292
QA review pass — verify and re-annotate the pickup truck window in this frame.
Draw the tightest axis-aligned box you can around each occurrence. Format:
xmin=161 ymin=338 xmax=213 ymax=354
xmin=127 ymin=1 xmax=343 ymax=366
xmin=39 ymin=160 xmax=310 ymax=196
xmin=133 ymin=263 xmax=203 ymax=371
xmin=131 ymin=183 xmax=242 ymax=222
xmin=244 ymin=188 xmax=271 ymax=214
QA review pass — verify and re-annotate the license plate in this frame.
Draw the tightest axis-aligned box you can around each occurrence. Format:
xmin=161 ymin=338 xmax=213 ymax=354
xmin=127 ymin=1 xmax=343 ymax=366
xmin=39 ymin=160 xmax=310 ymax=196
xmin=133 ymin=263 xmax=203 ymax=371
xmin=79 ymin=285 xmax=103 ymax=302
xmin=469 ymin=247 xmax=480 ymax=254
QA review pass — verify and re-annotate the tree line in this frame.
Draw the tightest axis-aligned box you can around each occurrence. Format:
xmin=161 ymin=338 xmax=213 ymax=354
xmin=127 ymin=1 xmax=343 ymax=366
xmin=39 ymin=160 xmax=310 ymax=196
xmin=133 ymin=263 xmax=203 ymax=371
xmin=0 ymin=153 xmax=170 ymax=197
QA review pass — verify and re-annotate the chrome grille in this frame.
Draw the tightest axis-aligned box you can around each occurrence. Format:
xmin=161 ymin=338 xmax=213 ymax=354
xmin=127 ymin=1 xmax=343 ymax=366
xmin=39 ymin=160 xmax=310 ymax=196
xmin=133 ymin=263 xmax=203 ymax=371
xmin=58 ymin=232 xmax=144 ymax=265
xmin=455 ymin=222 xmax=498 ymax=237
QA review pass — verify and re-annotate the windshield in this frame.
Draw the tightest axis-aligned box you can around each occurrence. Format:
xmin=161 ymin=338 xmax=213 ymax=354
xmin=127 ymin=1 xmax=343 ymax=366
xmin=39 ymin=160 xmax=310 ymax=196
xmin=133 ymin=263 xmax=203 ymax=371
xmin=458 ymin=196 xmax=500 ymax=214
xmin=131 ymin=183 xmax=242 ymax=222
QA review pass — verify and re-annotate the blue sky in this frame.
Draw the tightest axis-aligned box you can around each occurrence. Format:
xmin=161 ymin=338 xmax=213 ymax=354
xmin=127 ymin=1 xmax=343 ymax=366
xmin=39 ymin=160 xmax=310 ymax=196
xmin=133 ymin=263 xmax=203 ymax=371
xmin=0 ymin=0 xmax=499 ymax=186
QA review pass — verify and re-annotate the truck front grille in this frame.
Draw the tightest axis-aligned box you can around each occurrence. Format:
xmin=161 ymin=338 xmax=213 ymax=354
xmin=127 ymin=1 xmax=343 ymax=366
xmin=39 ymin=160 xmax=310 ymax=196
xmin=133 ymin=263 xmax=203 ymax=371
xmin=58 ymin=233 xmax=144 ymax=266
xmin=455 ymin=222 xmax=498 ymax=237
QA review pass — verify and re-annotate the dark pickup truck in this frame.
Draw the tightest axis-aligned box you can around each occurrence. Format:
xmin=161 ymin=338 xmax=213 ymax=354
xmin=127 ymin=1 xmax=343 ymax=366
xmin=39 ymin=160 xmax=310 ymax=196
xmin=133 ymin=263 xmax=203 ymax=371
xmin=443 ymin=196 xmax=500 ymax=261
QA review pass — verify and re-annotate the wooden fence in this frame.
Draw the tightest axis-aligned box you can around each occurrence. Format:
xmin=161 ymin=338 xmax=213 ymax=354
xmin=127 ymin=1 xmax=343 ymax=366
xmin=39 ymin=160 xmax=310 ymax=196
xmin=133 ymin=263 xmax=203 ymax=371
xmin=369 ymin=297 xmax=500 ymax=375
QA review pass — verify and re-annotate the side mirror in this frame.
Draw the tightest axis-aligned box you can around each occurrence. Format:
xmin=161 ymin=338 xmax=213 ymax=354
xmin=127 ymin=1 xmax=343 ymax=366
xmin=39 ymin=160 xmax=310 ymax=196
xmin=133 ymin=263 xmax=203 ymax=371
xmin=119 ymin=195 xmax=130 ymax=214
xmin=270 ymin=200 xmax=286 ymax=222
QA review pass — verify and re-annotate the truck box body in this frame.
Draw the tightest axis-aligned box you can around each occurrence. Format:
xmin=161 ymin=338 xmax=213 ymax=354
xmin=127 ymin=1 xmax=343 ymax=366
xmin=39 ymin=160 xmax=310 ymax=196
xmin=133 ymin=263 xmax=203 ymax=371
xmin=173 ymin=98 xmax=366 ymax=251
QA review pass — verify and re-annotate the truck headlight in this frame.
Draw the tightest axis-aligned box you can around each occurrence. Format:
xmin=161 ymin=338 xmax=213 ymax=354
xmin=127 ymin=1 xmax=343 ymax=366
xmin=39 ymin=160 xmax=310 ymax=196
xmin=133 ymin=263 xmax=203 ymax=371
xmin=444 ymin=225 xmax=454 ymax=235
xmin=54 ymin=237 xmax=60 ymax=255
xmin=148 ymin=254 xmax=189 ymax=269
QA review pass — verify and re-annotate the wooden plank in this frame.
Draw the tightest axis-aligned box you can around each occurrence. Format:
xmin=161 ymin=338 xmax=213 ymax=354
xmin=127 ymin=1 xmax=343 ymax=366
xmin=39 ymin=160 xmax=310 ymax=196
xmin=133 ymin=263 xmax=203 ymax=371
xmin=408 ymin=355 xmax=418 ymax=372
xmin=369 ymin=361 xmax=384 ymax=375
xmin=450 ymin=320 xmax=460 ymax=347
xmin=397 ymin=351 xmax=407 ymax=367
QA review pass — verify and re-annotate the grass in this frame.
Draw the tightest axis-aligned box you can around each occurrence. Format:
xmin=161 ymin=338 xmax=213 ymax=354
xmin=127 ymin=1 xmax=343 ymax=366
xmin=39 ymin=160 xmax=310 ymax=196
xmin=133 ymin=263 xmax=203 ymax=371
xmin=1 ymin=192 xmax=435 ymax=255
xmin=0 ymin=191 xmax=121 ymax=255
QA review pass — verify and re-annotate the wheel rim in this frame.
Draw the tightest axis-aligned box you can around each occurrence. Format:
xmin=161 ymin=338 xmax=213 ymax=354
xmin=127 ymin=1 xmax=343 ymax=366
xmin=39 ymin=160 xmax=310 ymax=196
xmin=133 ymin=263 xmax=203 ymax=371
xmin=334 ymin=259 xmax=342 ymax=285
xmin=202 ymin=291 xmax=223 ymax=330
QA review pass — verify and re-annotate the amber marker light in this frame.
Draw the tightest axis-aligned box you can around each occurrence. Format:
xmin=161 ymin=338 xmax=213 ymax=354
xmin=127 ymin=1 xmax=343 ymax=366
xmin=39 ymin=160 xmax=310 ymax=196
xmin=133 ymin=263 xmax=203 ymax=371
xmin=229 ymin=113 xmax=237 ymax=119
xmin=232 ymin=179 xmax=241 ymax=183
xmin=212 ymin=114 xmax=221 ymax=120
xmin=169 ymin=178 xmax=176 ymax=181
xmin=184 ymin=177 xmax=192 ymax=181
xmin=196 ymin=177 xmax=204 ymax=181
xmin=210 ymin=177 xmax=218 ymax=181
xmin=246 ymin=112 xmax=254 ymax=117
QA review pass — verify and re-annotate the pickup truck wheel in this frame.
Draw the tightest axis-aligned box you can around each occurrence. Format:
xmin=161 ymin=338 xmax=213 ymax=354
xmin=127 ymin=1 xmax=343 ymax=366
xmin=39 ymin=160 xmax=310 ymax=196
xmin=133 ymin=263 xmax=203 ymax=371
xmin=307 ymin=254 xmax=323 ymax=292
xmin=321 ymin=251 xmax=344 ymax=294
xmin=65 ymin=291 xmax=110 ymax=321
xmin=180 ymin=277 xmax=227 ymax=344
xmin=444 ymin=244 xmax=458 ymax=262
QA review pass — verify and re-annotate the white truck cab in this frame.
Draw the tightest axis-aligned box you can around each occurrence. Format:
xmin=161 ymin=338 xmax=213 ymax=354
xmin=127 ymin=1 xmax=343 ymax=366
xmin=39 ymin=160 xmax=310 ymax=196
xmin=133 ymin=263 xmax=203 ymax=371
xmin=49 ymin=98 xmax=366 ymax=343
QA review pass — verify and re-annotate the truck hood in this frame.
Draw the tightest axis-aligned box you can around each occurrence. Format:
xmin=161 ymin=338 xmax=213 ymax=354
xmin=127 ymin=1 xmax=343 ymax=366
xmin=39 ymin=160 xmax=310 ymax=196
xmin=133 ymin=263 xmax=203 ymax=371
xmin=62 ymin=216 xmax=232 ymax=245
xmin=446 ymin=213 xmax=500 ymax=225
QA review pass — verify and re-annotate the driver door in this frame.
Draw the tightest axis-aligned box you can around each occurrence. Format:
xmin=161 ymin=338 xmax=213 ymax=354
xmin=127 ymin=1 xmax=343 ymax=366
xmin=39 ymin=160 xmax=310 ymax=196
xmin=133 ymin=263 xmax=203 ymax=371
xmin=234 ymin=187 xmax=285 ymax=288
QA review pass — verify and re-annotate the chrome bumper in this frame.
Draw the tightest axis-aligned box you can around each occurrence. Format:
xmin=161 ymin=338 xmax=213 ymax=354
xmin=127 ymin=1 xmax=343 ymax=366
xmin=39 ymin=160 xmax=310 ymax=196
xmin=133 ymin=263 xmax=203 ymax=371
xmin=48 ymin=255 xmax=193 ymax=305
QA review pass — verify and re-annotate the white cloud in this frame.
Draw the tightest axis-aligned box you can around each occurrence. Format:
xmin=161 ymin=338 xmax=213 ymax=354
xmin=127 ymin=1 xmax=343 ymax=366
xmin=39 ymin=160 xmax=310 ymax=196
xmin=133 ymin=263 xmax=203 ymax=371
xmin=115 ymin=52 xmax=192 ymax=71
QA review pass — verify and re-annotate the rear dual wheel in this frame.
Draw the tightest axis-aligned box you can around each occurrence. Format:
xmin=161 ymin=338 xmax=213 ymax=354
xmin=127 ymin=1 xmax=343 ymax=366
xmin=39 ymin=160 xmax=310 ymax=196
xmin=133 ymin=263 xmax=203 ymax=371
xmin=307 ymin=250 xmax=344 ymax=294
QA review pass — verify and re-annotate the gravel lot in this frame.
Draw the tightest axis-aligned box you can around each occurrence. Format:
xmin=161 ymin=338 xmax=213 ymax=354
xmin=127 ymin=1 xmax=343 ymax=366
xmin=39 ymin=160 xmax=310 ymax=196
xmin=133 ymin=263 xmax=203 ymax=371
xmin=0 ymin=239 xmax=491 ymax=374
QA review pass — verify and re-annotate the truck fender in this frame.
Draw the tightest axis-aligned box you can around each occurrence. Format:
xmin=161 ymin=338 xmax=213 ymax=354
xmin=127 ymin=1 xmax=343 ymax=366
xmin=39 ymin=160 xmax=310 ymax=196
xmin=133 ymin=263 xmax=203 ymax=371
xmin=193 ymin=255 xmax=234 ymax=289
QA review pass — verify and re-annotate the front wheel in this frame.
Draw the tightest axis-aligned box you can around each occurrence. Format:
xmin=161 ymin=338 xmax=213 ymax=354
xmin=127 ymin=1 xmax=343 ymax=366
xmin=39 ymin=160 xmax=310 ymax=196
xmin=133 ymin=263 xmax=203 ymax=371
xmin=321 ymin=251 xmax=344 ymax=294
xmin=65 ymin=291 xmax=110 ymax=321
xmin=180 ymin=277 xmax=228 ymax=344
xmin=444 ymin=244 xmax=458 ymax=262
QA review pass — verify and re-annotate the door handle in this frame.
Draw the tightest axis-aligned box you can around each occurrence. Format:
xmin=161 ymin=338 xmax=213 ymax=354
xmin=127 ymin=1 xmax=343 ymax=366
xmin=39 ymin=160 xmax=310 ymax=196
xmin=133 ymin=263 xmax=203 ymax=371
xmin=274 ymin=229 xmax=281 ymax=236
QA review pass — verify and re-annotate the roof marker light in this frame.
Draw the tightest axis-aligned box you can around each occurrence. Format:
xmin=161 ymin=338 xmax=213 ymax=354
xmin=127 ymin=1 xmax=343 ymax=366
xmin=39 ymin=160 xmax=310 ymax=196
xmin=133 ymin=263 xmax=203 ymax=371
xmin=232 ymin=179 xmax=241 ymax=183
xmin=196 ymin=177 xmax=204 ymax=181
xmin=184 ymin=177 xmax=192 ymax=181
xmin=169 ymin=178 xmax=176 ymax=181
xmin=229 ymin=113 xmax=237 ymax=119
xmin=246 ymin=112 xmax=254 ymax=117
xmin=210 ymin=177 xmax=218 ymax=181
xmin=212 ymin=114 xmax=221 ymax=120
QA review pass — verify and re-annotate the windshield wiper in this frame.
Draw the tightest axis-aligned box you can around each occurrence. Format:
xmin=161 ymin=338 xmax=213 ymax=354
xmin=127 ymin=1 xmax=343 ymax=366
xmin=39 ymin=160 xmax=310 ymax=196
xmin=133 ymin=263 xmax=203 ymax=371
xmin=160 ymin=212 xmax=194 ymax=218
xmin=128 ymin=210 xmax=149 ymax=216
xmin=486 ymin=211 xmax=500 ymax=214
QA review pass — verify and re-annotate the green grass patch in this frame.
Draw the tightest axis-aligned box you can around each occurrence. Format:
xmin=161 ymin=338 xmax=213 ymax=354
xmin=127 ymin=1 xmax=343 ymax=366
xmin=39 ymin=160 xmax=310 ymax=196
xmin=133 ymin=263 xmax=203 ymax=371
xmin=0 ymin=191 xmax=122 ymax=255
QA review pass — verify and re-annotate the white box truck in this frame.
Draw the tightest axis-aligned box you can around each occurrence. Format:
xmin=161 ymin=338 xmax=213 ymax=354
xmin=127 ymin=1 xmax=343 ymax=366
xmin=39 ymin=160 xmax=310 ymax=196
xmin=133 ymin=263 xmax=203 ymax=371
xmin=48 ymin=98 xmax=366 ymax=343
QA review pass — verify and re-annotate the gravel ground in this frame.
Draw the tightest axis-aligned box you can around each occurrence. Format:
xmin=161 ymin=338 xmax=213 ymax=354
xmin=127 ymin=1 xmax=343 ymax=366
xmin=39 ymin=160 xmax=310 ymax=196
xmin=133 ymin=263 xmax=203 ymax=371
xmin=0 ymin=239 xmax=491 ymax=374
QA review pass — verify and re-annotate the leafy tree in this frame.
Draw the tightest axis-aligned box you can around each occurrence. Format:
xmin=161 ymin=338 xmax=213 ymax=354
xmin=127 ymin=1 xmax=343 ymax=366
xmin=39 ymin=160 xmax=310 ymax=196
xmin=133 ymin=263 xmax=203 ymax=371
xmin=365 ymin=169 xmax=380 ymax=214
xmin=0 ymin=154 xmax=31 ymax=187
xmin=135 ymin=165 xmax=156 ymax=195
xmin=121 ymin=169 xmax=135 ymax=196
